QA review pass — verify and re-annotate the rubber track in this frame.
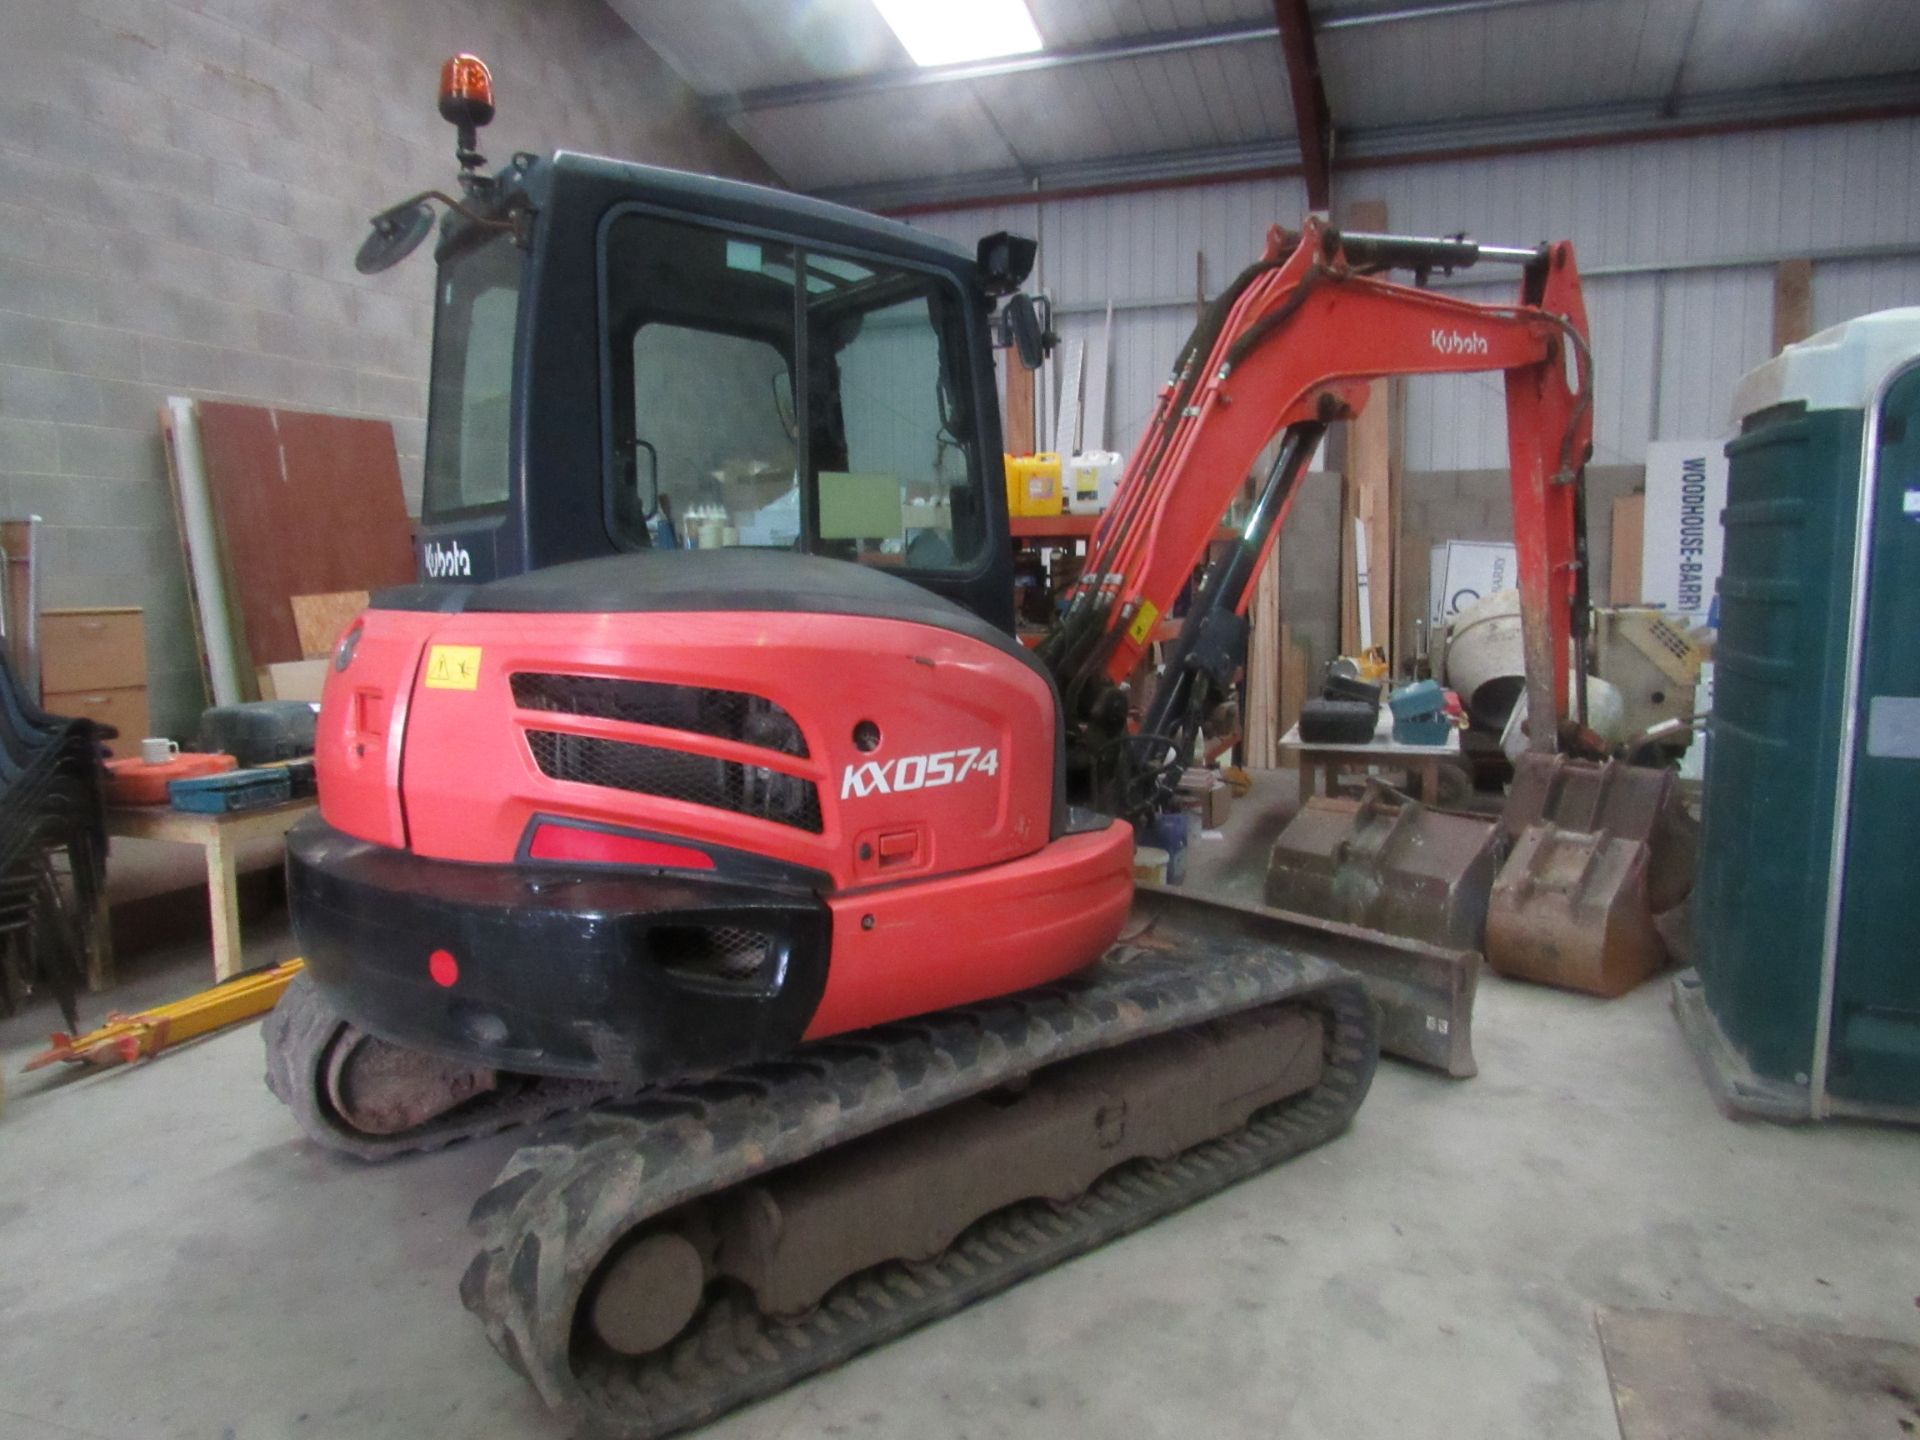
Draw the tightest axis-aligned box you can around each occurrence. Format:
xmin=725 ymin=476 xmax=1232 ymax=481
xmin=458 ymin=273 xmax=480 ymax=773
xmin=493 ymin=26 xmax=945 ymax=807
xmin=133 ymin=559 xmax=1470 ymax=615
xmin=262 ymin=972 xmax=624 ymax=1161
xmin=460 ymin=942 xmax=1378 ymax=1438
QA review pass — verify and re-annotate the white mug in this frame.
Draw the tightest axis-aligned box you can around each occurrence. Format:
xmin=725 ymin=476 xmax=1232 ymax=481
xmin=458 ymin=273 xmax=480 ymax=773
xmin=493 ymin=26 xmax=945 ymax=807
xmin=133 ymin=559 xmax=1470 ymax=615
xmin=140 ymin=737 xmax=181 ymax=765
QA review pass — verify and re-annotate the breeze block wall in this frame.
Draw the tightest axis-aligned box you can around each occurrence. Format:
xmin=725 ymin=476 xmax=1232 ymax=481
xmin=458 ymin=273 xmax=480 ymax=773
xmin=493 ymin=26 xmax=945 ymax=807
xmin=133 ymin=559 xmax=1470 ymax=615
xmin=0 ymin=0 xmax=776 ymax=732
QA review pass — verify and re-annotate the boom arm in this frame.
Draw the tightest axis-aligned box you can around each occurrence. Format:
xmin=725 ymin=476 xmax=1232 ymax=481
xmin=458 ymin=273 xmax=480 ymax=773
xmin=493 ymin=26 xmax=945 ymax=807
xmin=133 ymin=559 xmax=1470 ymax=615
xmin=1043 ymin=217 xmax=1592 ymax=813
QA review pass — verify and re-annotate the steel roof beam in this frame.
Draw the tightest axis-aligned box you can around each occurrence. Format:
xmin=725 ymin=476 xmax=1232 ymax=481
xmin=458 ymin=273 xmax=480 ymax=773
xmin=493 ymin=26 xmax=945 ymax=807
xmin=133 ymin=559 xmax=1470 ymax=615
xmin=1273 ymin=0 xmax=1334 ymax=209
xmin=819 ymin=71 xmax=1920 ymax=213
xmin=706 ymin=0 xmax=1572 ymax=118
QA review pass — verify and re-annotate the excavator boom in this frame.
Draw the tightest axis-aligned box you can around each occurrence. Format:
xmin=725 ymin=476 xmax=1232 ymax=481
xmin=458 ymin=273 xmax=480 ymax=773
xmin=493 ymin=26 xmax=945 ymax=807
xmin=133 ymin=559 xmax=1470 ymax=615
xmin=1046 ymin=217 xmax=1593 ymax=801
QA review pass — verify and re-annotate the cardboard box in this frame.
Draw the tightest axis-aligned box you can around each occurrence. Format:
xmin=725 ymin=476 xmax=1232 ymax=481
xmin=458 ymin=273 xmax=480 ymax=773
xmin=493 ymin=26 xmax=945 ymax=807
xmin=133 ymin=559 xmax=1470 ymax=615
xmin=41 ymin=607 xmax=146 ymax=692
xmin=1179 ymin=771 xmax=1231 ymax=830
xmin=43 ymin=685 xmax=149 ymax=756
xmin=1611 ymin=493 xmax=1645 ymax=604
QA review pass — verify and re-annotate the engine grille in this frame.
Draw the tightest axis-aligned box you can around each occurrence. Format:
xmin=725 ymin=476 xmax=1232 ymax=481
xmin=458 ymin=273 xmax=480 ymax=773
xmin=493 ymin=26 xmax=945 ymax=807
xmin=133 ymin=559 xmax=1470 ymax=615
xmin=649 ymin=924 xmax=778 ymax=987
xmin=511 ymin=674 xmax=807 ymax=757
xmin=525 ymin=730 xmax=823 ymax=834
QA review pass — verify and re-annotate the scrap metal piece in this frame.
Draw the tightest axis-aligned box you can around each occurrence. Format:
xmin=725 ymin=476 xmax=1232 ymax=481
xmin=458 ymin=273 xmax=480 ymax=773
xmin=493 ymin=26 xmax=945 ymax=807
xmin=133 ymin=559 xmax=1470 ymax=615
xmin=1266 ymin=783 xmax=1500 ymax=953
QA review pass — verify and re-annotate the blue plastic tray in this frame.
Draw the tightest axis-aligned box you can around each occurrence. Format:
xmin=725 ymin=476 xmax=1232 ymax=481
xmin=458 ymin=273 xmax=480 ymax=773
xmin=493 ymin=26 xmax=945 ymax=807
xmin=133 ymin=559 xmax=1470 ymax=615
xmin=168 ymin=767 xmax=293 ymax=813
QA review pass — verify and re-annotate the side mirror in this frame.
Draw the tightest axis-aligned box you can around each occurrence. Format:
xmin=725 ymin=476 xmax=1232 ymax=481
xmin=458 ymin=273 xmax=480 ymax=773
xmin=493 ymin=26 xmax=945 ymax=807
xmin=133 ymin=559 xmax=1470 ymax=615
xmin=355 ymin=200 xmax=436 ymax=274
xmin=1007 ymin=293 xmax=1045 ymax=371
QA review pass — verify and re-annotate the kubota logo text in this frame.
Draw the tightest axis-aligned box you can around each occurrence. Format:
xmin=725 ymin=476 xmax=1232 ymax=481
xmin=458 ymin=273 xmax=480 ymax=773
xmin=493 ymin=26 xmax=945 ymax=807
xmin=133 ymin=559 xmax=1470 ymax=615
xmin=1430 ymin=328 xmax=1490 ymax=357
xmin=423 ymin=540 xmax=472 ymax=578
xmin=841 ymin=747 xmax=1000 ymax=799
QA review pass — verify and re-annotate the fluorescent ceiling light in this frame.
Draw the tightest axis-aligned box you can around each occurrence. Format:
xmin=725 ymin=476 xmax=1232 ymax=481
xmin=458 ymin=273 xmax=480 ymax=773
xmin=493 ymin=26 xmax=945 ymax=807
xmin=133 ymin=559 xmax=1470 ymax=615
xmin=872 ymin=0 xmax=1043 ymax=68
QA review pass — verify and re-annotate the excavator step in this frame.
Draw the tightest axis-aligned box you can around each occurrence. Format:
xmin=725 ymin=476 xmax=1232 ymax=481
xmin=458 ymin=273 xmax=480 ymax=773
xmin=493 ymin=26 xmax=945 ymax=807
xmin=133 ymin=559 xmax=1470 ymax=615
xmin=459 ymin=888 xmax=1378 ymax=1437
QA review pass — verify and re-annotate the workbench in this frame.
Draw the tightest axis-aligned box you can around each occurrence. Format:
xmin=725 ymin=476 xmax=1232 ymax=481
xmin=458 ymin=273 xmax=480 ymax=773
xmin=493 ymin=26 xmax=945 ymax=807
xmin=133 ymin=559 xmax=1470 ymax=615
xmin=92 ymin=798 xmax=317 ymax=989
xmin=1278 ymin=707 xmax=1461 ymax=805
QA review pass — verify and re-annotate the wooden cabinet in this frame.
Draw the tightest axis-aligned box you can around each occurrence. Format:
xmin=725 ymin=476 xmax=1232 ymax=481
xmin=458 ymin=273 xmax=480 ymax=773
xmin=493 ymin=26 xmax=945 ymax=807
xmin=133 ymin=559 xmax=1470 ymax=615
xmin=42 ymin=607 xmax=149 ymax=756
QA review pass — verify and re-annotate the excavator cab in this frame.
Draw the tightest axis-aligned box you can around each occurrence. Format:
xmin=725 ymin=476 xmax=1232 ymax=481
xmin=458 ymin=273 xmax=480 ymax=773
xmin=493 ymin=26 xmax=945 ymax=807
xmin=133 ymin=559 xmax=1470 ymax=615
xmin=367 ymin=93 xmax=1025 ymax=632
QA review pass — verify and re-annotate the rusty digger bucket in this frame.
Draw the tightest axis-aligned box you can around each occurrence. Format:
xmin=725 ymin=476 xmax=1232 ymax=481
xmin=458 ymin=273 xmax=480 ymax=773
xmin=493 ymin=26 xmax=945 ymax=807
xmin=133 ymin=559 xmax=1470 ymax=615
xmin=1266 ymin=782 xmax=1502 ymax=954
xmin=1484 ymin=753 xmax=1697 ymax=997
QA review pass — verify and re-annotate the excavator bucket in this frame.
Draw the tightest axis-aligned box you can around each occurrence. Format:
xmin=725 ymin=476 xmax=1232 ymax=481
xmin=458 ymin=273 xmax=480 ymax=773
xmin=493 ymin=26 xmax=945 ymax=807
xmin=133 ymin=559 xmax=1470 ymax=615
xmin=1485 ymin=754 xmax=1689 ymax=996
xmin=1265 ymin=783 xmax=1501 ymax=953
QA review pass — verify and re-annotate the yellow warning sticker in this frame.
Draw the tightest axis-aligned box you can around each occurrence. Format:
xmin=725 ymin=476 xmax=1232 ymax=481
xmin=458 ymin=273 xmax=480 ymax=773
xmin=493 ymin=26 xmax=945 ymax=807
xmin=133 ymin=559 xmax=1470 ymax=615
xmin=424 ymin=645 xmax=482 ymax=691
xmin=1126 ymin=599 xmax=1160 ymax=646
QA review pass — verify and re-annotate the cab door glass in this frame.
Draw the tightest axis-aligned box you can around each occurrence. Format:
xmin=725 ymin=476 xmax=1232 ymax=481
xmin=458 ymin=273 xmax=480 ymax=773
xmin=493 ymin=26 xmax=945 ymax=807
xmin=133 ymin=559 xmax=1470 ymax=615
xmin=603 ymin=213 xmax=800 ymax=549
xmin=808 ymin=269 xmax=982 ymax=572
xmin=630 ymin=323 xmax=797 ymax=547
xmin=601 ymin=211 xmax=981 ymax=567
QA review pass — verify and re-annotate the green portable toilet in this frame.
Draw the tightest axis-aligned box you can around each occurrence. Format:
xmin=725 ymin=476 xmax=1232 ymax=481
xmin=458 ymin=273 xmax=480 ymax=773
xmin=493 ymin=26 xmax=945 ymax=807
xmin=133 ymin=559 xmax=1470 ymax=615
xmin=1675 ymin=308 xmax=1920 ymax=1123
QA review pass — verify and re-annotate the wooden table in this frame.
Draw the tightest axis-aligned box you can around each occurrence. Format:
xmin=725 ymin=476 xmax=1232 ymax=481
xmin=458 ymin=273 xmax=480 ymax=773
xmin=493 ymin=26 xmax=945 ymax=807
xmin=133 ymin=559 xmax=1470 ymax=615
xmin=94 ymin=798 xmax=318 ymax=988
xmin=1279 ymin=707 xmax=1461 ymax=805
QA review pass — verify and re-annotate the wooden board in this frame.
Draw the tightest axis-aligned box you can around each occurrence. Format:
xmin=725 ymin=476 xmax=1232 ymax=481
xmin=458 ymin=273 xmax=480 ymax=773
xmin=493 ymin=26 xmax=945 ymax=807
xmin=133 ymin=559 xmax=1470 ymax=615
xmin=1003 ymin=352 xmax=1036 ymax=455
xmin=1596 ymin=1307 xmax=1920 ymax=1440
xmin=1611 ymin=494 xmax=1645 ymax=605
xmin=193 ymin=403 xmax=415 ymax=671
xmin=1244 ymin=553 xmax=1282 ymax=768
xmin=1280 ymin=627 xmax=1309 ymax=740
xmin=1773 ymin=258 xmax=1814 ymax=354
xmin=292 ymin=590 xmax=370 ymax=658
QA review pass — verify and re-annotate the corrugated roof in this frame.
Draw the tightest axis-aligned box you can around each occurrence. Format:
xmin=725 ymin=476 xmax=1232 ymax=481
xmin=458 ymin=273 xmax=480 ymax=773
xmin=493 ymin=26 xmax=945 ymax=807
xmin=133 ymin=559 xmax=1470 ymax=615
xmin=606 ymin=0 xmax=1920 ymax=203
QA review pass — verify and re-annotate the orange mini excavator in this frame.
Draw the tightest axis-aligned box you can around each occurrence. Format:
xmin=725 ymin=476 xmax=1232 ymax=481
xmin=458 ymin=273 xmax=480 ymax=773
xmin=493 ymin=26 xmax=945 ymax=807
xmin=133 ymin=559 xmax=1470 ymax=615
xmin=265 ymin=56 xmax=1592 ymax=1436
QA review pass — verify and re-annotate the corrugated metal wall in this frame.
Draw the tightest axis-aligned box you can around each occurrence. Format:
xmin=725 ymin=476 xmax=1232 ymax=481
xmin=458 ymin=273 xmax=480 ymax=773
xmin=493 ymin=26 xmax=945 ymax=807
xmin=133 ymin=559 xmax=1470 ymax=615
xmin=909 ymin=117 xmax=1920 ymax=470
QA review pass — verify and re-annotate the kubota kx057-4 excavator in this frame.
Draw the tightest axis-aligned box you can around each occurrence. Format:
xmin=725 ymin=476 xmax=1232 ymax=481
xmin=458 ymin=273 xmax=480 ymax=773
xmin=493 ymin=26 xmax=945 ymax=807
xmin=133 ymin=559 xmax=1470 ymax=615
xmin=264 ymin=56 xmax=1592 ymax=1437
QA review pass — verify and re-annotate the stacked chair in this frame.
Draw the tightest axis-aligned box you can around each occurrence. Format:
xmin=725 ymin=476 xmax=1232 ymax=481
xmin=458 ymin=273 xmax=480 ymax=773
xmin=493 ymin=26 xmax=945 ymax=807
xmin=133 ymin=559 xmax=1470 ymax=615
xmin=0 ymin=651 xmax=109 ymax=1029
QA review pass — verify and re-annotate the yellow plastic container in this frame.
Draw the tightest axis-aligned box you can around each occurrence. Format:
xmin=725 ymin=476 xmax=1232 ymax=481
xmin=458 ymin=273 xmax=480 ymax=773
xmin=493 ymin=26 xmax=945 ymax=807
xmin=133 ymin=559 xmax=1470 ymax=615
xmin=1004 ymin=452 xmax=1064 ymax=516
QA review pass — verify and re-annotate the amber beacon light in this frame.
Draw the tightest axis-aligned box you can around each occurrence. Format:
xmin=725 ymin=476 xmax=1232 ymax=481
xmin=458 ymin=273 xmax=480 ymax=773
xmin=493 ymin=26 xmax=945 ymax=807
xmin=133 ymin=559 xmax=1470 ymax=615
xmin=438 ymin=53 xmax=495 ymax=170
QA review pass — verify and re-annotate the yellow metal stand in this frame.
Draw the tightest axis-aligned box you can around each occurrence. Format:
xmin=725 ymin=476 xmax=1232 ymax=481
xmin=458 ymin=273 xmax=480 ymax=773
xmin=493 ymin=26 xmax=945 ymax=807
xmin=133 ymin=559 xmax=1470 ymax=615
xmin=25 ymin=959 xmax=305 ymax=1071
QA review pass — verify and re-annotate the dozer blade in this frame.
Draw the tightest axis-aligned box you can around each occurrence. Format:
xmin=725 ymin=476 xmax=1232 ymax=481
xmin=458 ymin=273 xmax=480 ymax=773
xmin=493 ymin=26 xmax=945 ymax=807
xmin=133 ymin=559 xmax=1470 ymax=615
xmin=462 ymin=888 xmax=1380 ymax=1439
xmin=1138 ymin=883 xmax=1479 ymax=1079
xmin=1265 ymin=783 xmax=1501 ymax=954
xmin=1484 ymin=753 xmax=1686 ymax=997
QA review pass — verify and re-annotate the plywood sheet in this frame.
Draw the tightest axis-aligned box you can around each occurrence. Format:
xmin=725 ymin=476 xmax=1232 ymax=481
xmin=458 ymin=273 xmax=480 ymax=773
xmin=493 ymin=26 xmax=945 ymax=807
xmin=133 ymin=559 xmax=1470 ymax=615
xmin=1596 ymin=1307 xmax=1920 ymax=1440
xmin=194 ymin=403 xmax=415 ymax=670
xmin=292 ymin=590 xmax=371 ymax=658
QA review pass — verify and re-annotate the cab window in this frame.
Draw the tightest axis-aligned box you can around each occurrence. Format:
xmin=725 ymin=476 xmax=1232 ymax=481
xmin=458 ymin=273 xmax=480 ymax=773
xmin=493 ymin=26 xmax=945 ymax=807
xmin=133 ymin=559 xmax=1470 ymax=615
xmin=601 ymin=211 xmax=982 ymax=569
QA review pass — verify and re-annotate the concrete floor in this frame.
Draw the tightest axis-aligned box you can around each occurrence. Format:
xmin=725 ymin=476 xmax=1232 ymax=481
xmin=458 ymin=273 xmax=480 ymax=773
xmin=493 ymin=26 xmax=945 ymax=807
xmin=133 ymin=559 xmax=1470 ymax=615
xmin=3 ymin=777 xmax=1917 ymax=1440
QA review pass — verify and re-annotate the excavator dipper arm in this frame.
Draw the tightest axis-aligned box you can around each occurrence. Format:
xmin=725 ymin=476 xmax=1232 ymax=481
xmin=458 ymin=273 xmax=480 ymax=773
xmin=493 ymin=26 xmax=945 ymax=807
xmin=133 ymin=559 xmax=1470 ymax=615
xmin=1047 ymin=217 xmax=1593 ymax=800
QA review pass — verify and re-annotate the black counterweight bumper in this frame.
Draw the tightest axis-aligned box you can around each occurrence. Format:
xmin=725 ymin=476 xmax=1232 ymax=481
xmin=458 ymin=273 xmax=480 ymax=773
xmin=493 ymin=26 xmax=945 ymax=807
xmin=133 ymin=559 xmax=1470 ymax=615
xmin=286 ymin=818 xmax=832 ymax=1084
